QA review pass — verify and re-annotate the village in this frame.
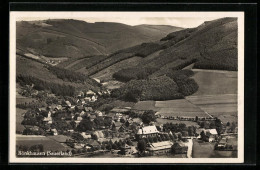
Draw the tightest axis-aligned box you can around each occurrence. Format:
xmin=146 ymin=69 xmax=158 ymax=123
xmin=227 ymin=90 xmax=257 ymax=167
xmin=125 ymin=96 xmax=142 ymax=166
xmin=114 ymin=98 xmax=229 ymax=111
xmin=16 ymin=84 xmax=238 ymax=158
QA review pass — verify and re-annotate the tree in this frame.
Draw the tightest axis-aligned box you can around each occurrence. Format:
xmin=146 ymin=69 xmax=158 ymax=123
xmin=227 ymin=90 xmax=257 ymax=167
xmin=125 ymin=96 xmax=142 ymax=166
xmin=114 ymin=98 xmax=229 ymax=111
xmin=177 ymin=133 xmax=182 ymax=141
xmin=153 ymin=136 xmax=158 ymax=143
xmin=200 ymin=131 xmax=206 ymax=141
xmin=141 ymin=110 xmax=156 ymax=125
xmin=148 ymin=136 xmax=154 ymax=143
xmin=137 ymin=139 xmax=147 ymax=153
xmin=226 ymin=122 xmax=230 ymax=126
xmin=120 ymin=118 xmax=125 ymax=123
xmin=106 ymin=143 xmax=112 ymax=150
xmin=71 ymin=133 xmax=84 ymax=141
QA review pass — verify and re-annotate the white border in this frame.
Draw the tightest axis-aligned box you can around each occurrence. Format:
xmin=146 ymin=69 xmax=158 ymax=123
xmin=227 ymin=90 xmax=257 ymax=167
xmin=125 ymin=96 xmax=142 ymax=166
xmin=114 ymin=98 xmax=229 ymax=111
xmin=9 ymin=12 xmax=244 ymax=164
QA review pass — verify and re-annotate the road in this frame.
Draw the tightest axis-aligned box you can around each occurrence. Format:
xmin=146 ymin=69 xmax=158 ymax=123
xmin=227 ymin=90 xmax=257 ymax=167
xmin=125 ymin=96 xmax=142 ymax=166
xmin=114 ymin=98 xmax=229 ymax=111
xmin=186 ymin=139 xmax=193 ymax=158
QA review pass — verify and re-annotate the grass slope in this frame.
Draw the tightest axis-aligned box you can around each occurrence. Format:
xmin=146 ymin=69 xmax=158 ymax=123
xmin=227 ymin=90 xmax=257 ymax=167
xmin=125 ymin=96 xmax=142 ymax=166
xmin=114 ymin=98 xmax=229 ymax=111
xmin=17 ymin=19 xmax=182 ymax=59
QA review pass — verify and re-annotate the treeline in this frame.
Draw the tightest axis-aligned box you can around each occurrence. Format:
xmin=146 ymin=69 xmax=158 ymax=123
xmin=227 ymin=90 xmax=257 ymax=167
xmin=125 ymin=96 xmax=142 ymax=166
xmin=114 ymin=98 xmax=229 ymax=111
xmin=47 ymin=66 xmax=100 ymax=86
xmin=17 ymin=74 xmax=76 ymax=96
xmin=193 ymin=48 xmax=237 ymax=71
xmin=113 ymin=58 xmax=197 ymax=83
xmin=111 ymin=76 xmax=183 ymax=102
xmin=194 ymin=58 xmax=237 ymax=71
xmin=160 ymin=28 xmax=197 ymax=41
xmin=112 ymin=66 xmax=158 ymax=82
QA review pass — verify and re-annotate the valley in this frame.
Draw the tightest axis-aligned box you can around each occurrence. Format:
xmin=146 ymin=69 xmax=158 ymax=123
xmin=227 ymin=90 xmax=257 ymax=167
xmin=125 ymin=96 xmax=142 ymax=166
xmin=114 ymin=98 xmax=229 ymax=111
xmin=15 ymin=17 xmax=238 ymax=158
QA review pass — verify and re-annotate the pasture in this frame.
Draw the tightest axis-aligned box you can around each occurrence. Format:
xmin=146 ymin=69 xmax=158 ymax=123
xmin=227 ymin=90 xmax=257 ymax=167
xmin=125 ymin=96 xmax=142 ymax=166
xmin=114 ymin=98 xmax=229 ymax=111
xmin=16 ymin=135 xmax=68 ymax=151
xmin=191 ymin=69 xmax=237 ymax=96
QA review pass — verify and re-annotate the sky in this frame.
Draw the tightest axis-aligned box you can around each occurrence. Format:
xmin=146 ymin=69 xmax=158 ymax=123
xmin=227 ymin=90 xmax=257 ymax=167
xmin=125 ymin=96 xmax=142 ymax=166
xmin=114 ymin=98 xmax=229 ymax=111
xmin=17 ymin=17 xmax=221 ymax=28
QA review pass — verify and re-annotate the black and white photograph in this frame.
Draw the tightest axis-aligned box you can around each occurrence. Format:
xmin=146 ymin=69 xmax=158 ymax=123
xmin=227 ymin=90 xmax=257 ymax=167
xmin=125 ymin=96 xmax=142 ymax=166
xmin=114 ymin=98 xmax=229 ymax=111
xmin=9 ymin=12 xmax=244 ymax=163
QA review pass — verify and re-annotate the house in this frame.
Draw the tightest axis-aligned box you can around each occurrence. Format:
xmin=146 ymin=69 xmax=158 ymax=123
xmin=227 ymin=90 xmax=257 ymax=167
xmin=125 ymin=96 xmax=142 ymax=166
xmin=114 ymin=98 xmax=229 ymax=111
xmin=93 ymin=78 xmax=101 ymax=83
xmin=87 ymin=140 xmax=100 ymax=150
xmin=171 ymin=142 xmax=188 ymax=154
xmin=77 ymin=116 xmax=83 ymax=121
xmin=84 ymin=97 xmax=92 ymax=102
xmin=43 ymin=111 xmax=52 ymax=124
xmin=89 ymin=114 xmax=96 ymax=121
xmin=197 ymin=128 xmax=218 ymax=142
xmin=95 ymin=110 xmax=103 ymax=117
xmin=80 ymin=111 xmax=86 ymax=117
xmin=91 ymin=95 xmax=98 ymax=102
xmin=81 ymin=132 xmax=92 ymax=139
xmin=120 ymin=144 xmax=137 ymax=155
xmin=136 ymin=125 xmax=159 ymax=139
xmin=76 ymin=105 xmax=84 ymax=112
xmin=85 ymin=107 xmax=93 ymax=112
xmin=86 ymin=90 xmax=95 ymax=96
xmin=65 ymin=101 xmax=72 ymax=107
xmin=147 ymin=141 xmax=174 ymax=155
xmin=51 ymin=129 xmax=58 ymax=136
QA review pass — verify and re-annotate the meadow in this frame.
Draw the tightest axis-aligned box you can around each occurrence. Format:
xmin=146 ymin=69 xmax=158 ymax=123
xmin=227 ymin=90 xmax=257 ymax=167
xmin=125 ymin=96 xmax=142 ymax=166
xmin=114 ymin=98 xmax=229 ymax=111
xmin=192 ymin=139 xmax=237 ymax=158
xmin=191 ymin=69 xmax=237 ymax=96
xmin=16 ymin=135 xmax=68 ymax=152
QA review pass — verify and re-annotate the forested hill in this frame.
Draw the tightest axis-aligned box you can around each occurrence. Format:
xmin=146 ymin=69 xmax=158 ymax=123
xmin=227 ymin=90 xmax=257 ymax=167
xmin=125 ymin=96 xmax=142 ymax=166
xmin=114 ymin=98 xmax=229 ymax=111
xmin=100 ymin=17 xmax=238 ymax=82
xmin=16 ymin=19 xmax=183 ymax=58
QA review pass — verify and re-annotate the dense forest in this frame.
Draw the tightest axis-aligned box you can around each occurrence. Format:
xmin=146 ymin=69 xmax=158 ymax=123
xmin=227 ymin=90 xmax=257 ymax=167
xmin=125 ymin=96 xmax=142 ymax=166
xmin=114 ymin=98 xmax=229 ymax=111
xmin=47 ymin=66 xmax=100 ymax=86
xmin=111 ymin=70 xmax=199 ymax=102
xmin=17 ymin=74 xmax=76 ymax=96
xmin=111 ymin=76 xmax=183 ymax=102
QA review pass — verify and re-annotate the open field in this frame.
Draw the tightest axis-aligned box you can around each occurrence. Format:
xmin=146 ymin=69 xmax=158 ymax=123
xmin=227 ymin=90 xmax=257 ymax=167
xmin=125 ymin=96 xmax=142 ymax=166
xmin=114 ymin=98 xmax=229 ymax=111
xmin=191 ymin=70 xmax=237 ymax=96
xmin=101 ymin=80 xmax=125 ymax=90
xmin=16 ymin=135 xmax=68 ymax=151
xmin=155 ymin=100 xmax=209 ymax=118
xmin=186 ymin=94 xmax=237 ymax=123
xmin=133 ymin=99 xmax=209 ymax=118
xmin=16 ymin=108 xmax=26 ymax=133
xmin=133 ymin=101 xmax=160 ymax=111
xmin=192 ymin=139 xmax=237 ymax=158
xmin=91 ymin=56 xmax=143 ymax=82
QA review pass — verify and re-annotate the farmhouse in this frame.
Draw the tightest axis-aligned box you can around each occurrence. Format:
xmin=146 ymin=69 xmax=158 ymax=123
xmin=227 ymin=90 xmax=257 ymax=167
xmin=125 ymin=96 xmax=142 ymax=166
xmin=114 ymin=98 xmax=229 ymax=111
xmin=147 ymin=141 xmax=173 ymax=155
xmin=197 ymin=128 xmax=218 ymax=142
xmin=136 ymin=125 xmax=159 ymax=139
xmin=120 ymin=144 xmax=137 ymax=155
xmin=81 ymin=132 xmax=92 ymax=139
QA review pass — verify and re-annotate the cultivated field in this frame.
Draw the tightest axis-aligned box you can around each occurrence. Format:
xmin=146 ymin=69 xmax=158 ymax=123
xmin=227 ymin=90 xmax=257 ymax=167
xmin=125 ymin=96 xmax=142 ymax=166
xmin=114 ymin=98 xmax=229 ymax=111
xmin=155 ymin=100 xmax=209 ymax=117
xmin=16 ymin=135 xmax=68 ymax=151
xmin=191 ymin=69 xmax=237 ymax=96
xmin=133 ymin=99 xmax=209 ymax=118
xmin=186 ymin=94 xmax=237 ymax=123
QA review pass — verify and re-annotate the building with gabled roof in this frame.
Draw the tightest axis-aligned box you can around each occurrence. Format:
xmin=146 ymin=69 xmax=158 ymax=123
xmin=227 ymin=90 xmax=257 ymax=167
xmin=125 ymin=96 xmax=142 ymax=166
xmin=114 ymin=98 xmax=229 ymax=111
xmin=136 ymin=125 xmax=159 ymax=139
xmin=147 ymin=141 xmax=173 ymax=155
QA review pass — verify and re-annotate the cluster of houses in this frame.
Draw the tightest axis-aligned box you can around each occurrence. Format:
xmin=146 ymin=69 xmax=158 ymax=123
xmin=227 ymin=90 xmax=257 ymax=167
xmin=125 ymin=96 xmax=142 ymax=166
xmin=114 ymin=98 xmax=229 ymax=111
xmin=18 ymin=84 xmax=236 ymax=157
